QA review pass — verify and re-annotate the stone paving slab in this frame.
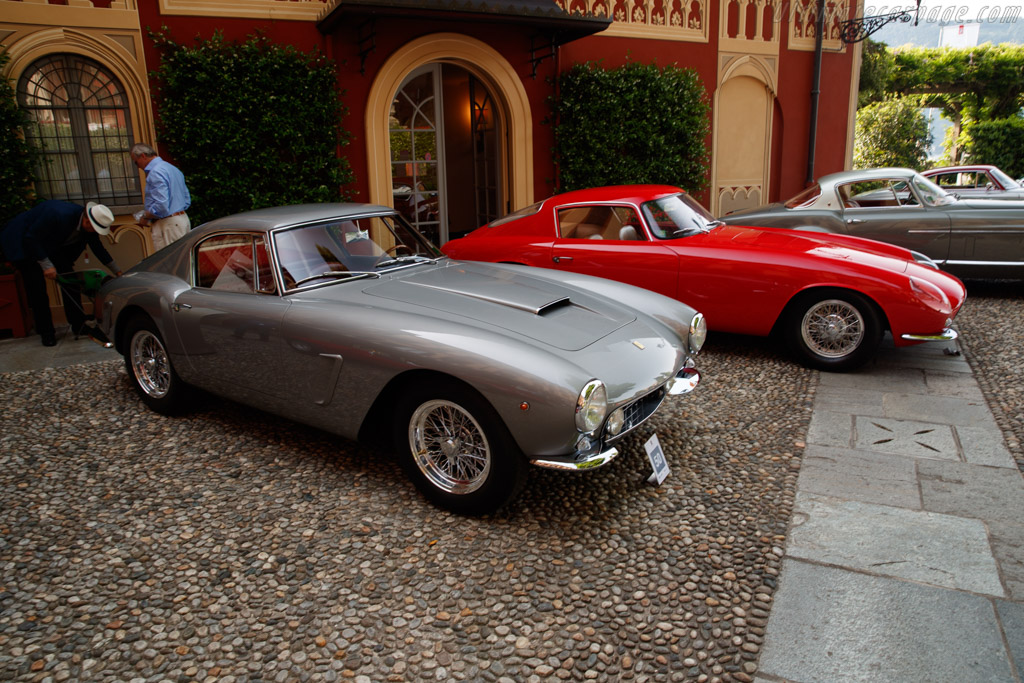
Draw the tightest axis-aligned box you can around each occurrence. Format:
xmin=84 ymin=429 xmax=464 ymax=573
xmin=797 ymin=445 xmax=921 ymax=509
xmin=919 ymin=459 xmax=1024 ymax=523
xmin=758 ymin=559 xmax=1016 ymax=683
xmin=880 ymin=392 xmax=995 ymax=426
xmin=956 ymin=423 xmax=1017 ymax=467
xmin=806 ymin=410 xmax=854 ymax=448
xmin=991 ymin=521 xmax=1024 ymax=602
xmin=788 ymin=492 xmax=1004 ymax=596
xmin=854 ymin=416 xmax=958 ymax=459
xmin=998 ymin=599 xmax=1024 ymax=674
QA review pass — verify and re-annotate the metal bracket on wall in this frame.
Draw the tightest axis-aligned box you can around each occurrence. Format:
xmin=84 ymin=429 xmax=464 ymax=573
xmin=358 ymin=19 xmax=376 ymax=75
xmin=839 ymin=0 xmax=920 ymax=43
xmin=529 ymin=34 xmax=556 ymax=79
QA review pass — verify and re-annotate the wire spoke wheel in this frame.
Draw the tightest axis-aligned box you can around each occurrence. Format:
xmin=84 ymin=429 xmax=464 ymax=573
xmin=409 ymin=399 xmax=491 ymax=495
xmin=131 ymin=329 xmax=171 ymax=398
xmin=800 ymin=298 xmax=865 ymax=358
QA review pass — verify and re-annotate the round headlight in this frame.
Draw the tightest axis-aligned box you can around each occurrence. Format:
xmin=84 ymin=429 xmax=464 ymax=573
xmin=575 ymin=380 xmax=607 ymax=433
xmin=689 ymin=312 xmax=707 ymax=354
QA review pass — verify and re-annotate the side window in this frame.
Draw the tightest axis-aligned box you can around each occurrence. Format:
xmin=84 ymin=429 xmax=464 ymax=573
xmin=254 ymin=237 xmax=276 ymax=294
xmin=558 ymin=205 xmax=639 ymax=240
xmin=17 ymin=54 xmax=141 ymax=210
xmin=196 ymin=235 xmax=256 ymax=293
xmin=610 ymin=207 xmax=645 ymax=241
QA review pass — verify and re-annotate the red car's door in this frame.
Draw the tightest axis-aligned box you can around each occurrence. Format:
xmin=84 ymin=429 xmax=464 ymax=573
xmin=549 ymin=204 xmax=678 ymax=298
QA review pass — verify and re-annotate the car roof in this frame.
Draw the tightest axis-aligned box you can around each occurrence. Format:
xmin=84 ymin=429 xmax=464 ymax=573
xmin=923 ymin=165 xmax=996 ymax=174
xmin=817 ymin=168 xmax=917 ymax=185
xmin=196 ymin=203 xmax=396 ymax=233
xmin=544 ymin=184 xmax=684 ymax=206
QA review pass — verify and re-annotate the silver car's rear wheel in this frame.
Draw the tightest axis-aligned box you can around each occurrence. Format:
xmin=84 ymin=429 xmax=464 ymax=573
xmin=409 ymin=399 xmax=491 ymax=495
xmin=395 ymin=380 xmax=526 ymax=515
xmin=123 ymin=316 xmax=187 ymax=414
xmin=786 ymin=290 xmax=882 ymax=371
xmin=131 ymin=328 xmax=171 ymax=398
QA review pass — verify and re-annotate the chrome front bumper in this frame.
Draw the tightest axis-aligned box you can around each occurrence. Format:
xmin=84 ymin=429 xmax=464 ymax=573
xmin=901 ymin=327 xmax=958 ymax=343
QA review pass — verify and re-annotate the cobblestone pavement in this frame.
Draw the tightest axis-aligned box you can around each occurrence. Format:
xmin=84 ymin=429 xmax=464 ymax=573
xmin=1 ymin=280 xmax=1019 ymax=683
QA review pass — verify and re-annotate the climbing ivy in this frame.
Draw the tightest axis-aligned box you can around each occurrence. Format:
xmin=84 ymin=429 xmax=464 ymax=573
xmin=148 ymin=30 xmax=355 ymax=225
xmin=0 ymin=50 xmax=38 ymax=227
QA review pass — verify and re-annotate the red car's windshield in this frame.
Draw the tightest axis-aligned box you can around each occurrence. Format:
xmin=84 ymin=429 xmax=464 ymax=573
xmin=641 ymin=193 xmax=722 ymax=239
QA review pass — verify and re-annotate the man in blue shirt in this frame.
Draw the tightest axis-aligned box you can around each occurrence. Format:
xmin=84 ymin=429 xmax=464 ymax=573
xmin=130 ymin=143 xmax=192 ymax=251
xmin=1 ymin=201 xmax=121 ymax=346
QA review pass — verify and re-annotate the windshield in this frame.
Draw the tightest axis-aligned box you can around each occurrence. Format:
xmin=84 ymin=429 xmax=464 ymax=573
xmin=909 ymin=173 xmax=957 ymax=207
xmin=274 ymin=212 xmax=443 ymax=291
xmin=642 ymin=193 xmax=722 ymax=239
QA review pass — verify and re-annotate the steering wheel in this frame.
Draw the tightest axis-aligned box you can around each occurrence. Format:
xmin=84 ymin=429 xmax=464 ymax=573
xmin=387 ymin=244 xmax=414 ymax=256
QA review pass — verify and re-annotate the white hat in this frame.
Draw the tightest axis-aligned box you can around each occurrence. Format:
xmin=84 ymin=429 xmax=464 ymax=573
xmin=86 ymin=202 xmax=115 ymax=235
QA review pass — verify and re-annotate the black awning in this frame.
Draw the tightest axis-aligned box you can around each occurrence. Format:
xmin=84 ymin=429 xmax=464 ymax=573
xmin=317 ymin=0 xmax=611 ymax=43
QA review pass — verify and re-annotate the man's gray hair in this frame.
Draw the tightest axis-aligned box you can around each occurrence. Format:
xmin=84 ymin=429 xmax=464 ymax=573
xmin=130 ymin=143 xmax=157 ymax=158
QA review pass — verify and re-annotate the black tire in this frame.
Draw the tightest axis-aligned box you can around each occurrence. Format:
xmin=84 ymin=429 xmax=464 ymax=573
xmin=123 ymin=315 xmax=188 ymax=414
xmin=394 ymin=379 xmax=527 ymax=515
xmin=785 ymin=290 xmax=882 ymax=372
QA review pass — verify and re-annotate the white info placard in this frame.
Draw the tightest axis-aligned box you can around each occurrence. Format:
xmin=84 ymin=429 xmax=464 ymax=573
xmin=645 ymin=433 xmax=670 ymax=485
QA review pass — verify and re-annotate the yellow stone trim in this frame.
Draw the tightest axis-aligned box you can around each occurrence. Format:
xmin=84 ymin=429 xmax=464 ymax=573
xmin=787 ymin=0 xmax=848 ymax=52
xmin=366 ymin=33 xmax=534 ymax=213
xmin=710 ymin=53 xmax=777 ymax=215
xmin=556 ymin=0 xmax=709 ymax=42
xmin=158 ymin=0 xmax=328 ymax=21
xmin=0 ymin=1 xmax=140 ymax=29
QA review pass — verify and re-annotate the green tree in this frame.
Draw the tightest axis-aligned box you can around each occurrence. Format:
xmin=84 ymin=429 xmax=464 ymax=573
xmin=965 ymin=117 xmax=1024 ymax=179
xmin=0 ymin=50 xmax=38 ymax=227
xmin=853 ymin=96 xmax=932 ymax=169
xmin=859 ymin=42 xmax=1024 ymax=164
xmin=550 ymin=61 xmax=710 ymax=193
xmin=149 ymin=30 xmax=354 ymax=225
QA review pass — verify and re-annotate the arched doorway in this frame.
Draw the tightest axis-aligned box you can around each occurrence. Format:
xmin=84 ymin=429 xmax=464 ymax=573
xmin=389 ymin=63 xmax=501 ymax=244
xmin=366 ymin=33 xmax=534 ymax=245
xmin=712 ymin=56 xmax=777 ymax=216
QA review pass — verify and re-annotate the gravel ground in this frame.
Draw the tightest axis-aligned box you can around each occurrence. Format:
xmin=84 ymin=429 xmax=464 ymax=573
xmin=954 ymin=279 xmax=1024 ymax=470
xmin=1 ymin=281 xmax=1019 ymax=683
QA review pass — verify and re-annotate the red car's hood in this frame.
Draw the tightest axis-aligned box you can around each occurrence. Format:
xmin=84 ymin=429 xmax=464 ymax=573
xmin=687 ymin=224 xmax=914 ymax=272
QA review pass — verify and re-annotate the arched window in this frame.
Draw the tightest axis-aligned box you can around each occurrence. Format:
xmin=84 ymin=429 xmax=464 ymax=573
xmin=18 ymin=54 xmax=141 ymax=208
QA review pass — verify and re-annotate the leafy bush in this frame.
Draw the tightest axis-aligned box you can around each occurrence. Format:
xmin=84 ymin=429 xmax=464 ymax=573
xmin=550 ymin=61 xmax=710 ymax=193
xmin=0 ymin=50 xmax=38 ymax=227
xmin=149 ymin=30 xmax=354 ymax=225
xmin=854 ymin=96 xmax=931 ymax=169
xmin=963 ymin=118 xmax=1024 ymax=180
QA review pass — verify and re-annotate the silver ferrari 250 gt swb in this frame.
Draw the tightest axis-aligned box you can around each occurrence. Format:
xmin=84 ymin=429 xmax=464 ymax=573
xmin=91 ymin=203 xmax=705 ymax=514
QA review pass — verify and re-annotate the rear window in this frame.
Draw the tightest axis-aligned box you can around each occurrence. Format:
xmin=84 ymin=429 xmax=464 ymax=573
xmin=487 ymin=201 xmax=543 ymax=228
xmin=784 ymin=184 xmax=821 ymax=209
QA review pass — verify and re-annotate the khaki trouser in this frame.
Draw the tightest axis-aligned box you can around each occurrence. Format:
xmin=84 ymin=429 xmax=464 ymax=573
xmin=152 ymin=213 xmax=190 ymax=251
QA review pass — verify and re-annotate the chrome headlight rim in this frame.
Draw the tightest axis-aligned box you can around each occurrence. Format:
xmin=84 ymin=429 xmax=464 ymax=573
xmin=688 ymin=312 xmax=707 ymax=355
xmin=575 ymin=379 xmax=608 ymax=433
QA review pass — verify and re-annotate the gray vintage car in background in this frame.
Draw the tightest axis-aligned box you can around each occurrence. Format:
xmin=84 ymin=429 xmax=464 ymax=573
xmin=922 ymin=165 xmax=1024 ymax=201
xmin=721 ymin=168 xmax=1024 ymax=279
xmin=90 ymin=204 xmax=705 ymax=514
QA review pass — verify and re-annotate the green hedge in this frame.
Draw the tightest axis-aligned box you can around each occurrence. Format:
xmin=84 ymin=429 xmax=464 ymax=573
xmin=964 ymin=118 xmax=1024 ymax=180
xmin=550 ymin=61 xmax=710 ymax=193
xmin=149 ymin=30 xmax=354 ymax=225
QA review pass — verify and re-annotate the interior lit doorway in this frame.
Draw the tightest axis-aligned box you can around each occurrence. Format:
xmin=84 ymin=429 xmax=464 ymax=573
xmin=390 ymin=63 xmax=502 ymax=245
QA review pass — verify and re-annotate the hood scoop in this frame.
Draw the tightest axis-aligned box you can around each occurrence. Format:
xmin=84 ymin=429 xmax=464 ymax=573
xmin=363 ymin=263 xmax=635 ymax=350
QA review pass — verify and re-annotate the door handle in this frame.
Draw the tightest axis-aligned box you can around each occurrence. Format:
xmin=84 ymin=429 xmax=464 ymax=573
xmin=173 ymin=303 xmax=192 ymax=312
xmin=553 ymin=256 xmax=573 ymax=263
xmin=846 ymin=218 xmax=865 ymax=225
